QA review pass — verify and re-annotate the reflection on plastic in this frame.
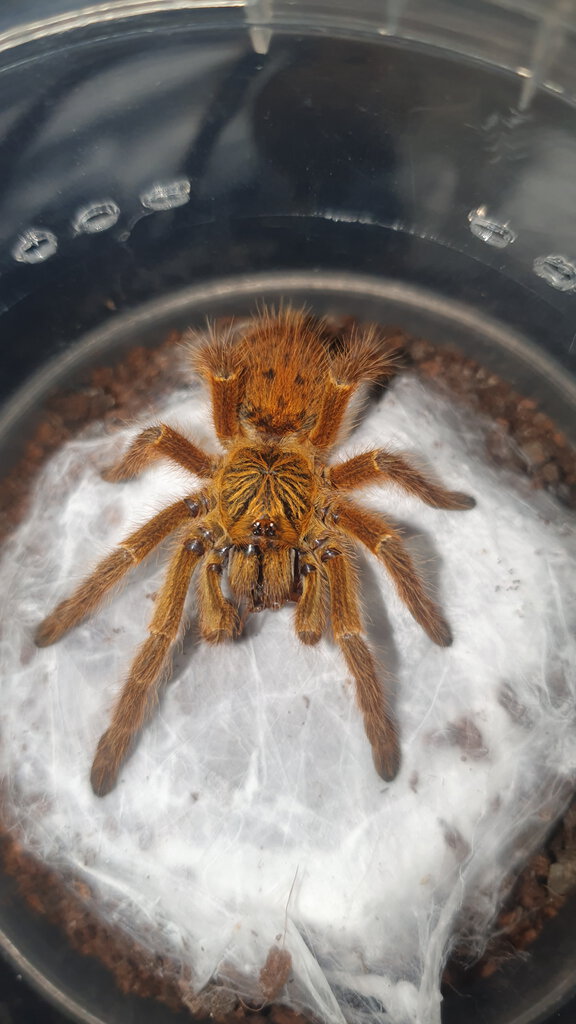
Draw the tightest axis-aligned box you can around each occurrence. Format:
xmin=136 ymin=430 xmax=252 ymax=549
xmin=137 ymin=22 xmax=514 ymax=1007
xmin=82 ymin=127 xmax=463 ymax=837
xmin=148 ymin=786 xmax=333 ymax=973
xmin=140 ymin=179 xmax=191 ymax=211
xmin=72 ymin=200 xmax=121 ymax=235
xmin=11 ymin=228 xmax=58 ymax=264
xmin=533 ymin=253 xmax=576 ymax=292
xmin=468 ymin=210 xmax=517 ymax=249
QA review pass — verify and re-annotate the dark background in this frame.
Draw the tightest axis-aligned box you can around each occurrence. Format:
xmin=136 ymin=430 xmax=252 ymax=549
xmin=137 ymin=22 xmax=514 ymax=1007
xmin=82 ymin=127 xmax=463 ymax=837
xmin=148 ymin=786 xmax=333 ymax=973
xmin=2 ymin=951 xmax=576 ymax=1023
xmin=0 ymin=954 xmax=71 ymax=1022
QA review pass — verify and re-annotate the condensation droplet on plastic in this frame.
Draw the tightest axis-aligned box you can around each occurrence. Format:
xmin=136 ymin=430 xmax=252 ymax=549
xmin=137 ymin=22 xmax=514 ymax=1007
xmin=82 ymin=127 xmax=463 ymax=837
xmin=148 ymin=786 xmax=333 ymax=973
xmin=73 ymin=200 xmax=120 ymax=234
xmin=140 ymin=179 xmax=191 ymax=211
xmin=12 ymin=227 xmax=58 ymax=264
xmin=468 ymin=210 xmax=517 ymax=249
xmin=533 ymin=254 xmax=576 ymax=292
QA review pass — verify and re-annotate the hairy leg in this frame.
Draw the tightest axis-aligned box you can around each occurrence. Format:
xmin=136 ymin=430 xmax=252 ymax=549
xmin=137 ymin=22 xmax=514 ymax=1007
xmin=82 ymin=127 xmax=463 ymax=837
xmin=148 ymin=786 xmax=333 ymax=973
xmin=308 ymin=375 xmax=355 ymax=451
xmin=328 ymin=449 xmax=475 ymax=510
xmin=197 ymin=548 xmax=240 ymax=644
xmin=320 ymin=542 xmax=400 ymax=781
xmin=90 ymin=532 xmax=204 ymax=796
xmin=294 ymin=554 xmax=327 ymax=645
xmin=228 ymin=545 xmax=260 ymax=609
xmin=309 ymin=328 xmax=401 ymax=450
xmin=35 ymin=496 xmax=205 ymax=646
xmin=102 ymin=424 xmax=216 ymax=483
xmin=332 ymin=499 xmax=452 ymax=646
xmin=260 ymin=547 xmax=292 ymax=608
xmin=205 ymin=368 xmax=243 ymax=443
xmin=192 ymin=329 xmax=243 ymax=442
xmin=228 ymin=546 xmax=292 ymax=611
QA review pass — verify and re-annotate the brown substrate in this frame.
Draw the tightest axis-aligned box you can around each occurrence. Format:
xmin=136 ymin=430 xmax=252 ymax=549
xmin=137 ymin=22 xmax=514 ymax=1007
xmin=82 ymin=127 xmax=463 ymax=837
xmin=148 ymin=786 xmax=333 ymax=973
xmin=406 ymin=336 xmax=576 ymax=509
xmin=0 ymin=829 xmax=300 ymax=1023
xmin=0 ymin=831 xmax=185 ymax=1011
xmin=0 ymin=329 xmax=184 ymax=548
xmin=0 ymin=320 xmax=575 ymax=1018
xmin=444 ymin=799 xmax=576 ymax=989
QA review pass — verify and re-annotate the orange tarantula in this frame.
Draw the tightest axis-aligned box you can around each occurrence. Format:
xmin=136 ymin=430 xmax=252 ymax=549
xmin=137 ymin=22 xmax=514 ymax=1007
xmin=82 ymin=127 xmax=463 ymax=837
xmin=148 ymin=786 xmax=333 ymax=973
xmin=35 ymin=310 xmax=474 ymax=796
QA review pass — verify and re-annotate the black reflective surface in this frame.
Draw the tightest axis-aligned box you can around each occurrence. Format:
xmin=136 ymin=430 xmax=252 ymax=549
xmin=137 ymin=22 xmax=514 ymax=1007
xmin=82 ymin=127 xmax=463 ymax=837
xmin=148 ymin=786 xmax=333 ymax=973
xmin=0 ymin=953 xmax=70 ymax=1023
xmin=1 ymin=22 xmax=576 ymax=405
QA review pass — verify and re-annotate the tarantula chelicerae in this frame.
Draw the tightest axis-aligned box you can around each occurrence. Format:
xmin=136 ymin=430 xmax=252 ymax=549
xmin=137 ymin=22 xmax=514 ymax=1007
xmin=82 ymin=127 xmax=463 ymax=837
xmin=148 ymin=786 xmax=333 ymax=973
xmin=36 ymin=310 xmax=474 ymax=796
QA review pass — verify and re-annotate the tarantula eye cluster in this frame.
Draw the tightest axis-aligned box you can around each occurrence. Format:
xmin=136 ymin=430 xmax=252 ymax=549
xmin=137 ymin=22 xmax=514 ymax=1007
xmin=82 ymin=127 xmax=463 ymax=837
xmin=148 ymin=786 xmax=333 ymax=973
xmin=35 ymin=309 xmax=474 ymax=796
xmin=251 ymin=517 xmax=277 ymax=537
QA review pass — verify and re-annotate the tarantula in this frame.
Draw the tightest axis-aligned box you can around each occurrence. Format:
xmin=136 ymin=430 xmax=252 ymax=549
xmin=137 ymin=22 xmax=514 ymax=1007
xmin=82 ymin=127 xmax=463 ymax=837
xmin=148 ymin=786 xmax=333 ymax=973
xmin=35 ymin=310 xmax=474 ymax=796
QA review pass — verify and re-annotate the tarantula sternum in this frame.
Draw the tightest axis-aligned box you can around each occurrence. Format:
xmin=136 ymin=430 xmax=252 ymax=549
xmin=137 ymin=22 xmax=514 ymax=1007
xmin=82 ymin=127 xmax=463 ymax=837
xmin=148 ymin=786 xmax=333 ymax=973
xmin=35 ymin=310 xmax=474 ymax=796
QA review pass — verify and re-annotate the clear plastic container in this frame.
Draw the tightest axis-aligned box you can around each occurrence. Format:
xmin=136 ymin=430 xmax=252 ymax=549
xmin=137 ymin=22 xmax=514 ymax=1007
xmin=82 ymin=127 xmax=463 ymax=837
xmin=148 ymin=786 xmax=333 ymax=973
xmin=0 ymin=3 xmax=576 ymax=1023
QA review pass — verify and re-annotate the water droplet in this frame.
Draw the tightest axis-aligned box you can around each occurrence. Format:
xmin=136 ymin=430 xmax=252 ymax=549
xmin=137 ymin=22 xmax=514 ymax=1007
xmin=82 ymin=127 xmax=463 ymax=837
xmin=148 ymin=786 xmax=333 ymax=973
xmin=533 ymin=254 xmax=576 ymax=292
xmin=140 ymin=179 xmax=191 ymax=211
xmin=12 ymin=227 xmax=58 ymax=264
xmin=468 ymin=211 xmax=516 ymax=249
xmin=73 ymin=199 xmax=120 ymax=234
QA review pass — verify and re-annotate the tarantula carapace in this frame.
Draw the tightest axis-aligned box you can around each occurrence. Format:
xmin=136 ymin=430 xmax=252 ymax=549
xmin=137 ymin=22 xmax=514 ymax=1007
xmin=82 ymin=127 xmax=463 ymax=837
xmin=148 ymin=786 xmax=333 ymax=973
xmin=35 ymin=310 xmax=474 ymax=796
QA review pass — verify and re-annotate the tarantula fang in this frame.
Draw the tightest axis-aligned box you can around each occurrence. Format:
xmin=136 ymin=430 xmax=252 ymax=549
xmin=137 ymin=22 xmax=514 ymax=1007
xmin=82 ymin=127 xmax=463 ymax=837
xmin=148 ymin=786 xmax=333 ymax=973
xmin=35 ymin=309 xmax=475 ymax=796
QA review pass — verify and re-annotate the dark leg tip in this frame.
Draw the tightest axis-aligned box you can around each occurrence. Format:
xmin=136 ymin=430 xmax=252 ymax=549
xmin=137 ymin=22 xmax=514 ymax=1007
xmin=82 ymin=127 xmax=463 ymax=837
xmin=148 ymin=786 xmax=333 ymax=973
xmin=203 ymin=607 xmax=241 ymax=644
xmin=298 ymin=629 xmax=322 ymax=646
xmin=90 ymin=734 xmax=120 ymax=797
xmin=101 ymin=466 xmax=125 ymax=484
xmin=429 ymin=617 xmax=453 ymax=648
xmin=373 ymin=735 xmax=401 ymax=782
xmin=90 ymin=763 xmax=118 ymax=798
xmin=453 ymin=492 xmax=476 ymax=510
xmin=34 ymin=619 xmax=58 ymax=648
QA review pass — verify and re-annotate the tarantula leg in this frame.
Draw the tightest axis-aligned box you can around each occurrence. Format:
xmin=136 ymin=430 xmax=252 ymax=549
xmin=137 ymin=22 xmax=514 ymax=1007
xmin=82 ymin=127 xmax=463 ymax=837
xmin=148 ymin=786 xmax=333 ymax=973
xmin=198 ymin=551 xmax=241 ymax=644
xmin=192 ymin=331 xmax=243 ymax=441
xmin=260 ymin=547 xmax=292 ymax=608
xmin=90 ymin=532 xmax=204 ymax=797
xmin=35 ymin=496 xmax=205 ymax=647
xmin=333 ymin=499 xmax=452 ymax=647
xmin=328 ymin=449 xmax=475 ymax=510
xmin=228 ymin=546 xmax=293 ymax=612
xmin=320 ymin=543 xmax=400 ymax=781
xmin=308 ymin=375 xmax=355 ymax=450
xmin=294 ymin=554 xmax=328 ymax=645
xmin=102 ymin=424 xmax=216 ymax=483
xmin=228 ymin=545 xmax=258 ymax=592
xmin=309 ymin=328 xmax=401 ymax=450
xmin=206 ymin=370 xmax=242 ymax=442
xmin=228 ymin=546 xmax=263 ymax=610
